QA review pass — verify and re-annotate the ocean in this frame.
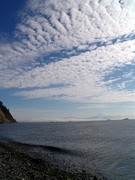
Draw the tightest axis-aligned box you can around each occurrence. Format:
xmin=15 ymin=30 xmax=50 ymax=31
xmin=0 ymin=120 xmax=135 ymax=180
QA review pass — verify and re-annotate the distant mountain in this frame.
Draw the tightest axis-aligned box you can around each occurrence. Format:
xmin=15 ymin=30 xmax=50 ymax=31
xmin=0 ymin=101 xmax=17 ymax=123
xmin=86 ymin=113 xmax=112 ymax=120
xmin=64 ymin=113 xmax=112 ymax=121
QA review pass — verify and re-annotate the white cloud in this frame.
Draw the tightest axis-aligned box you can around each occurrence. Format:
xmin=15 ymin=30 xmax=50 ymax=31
xmin=122 ymin=71 xmax=134 ymax=79
xmin=78 ymin=104 xmax=112 ymax=109
xmin=1 ymin=0 xmax=135 ymax=104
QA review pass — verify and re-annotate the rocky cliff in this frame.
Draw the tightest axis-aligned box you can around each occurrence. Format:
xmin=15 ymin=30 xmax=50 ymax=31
xmin=0 ymin=101 xmax=16 ymax=123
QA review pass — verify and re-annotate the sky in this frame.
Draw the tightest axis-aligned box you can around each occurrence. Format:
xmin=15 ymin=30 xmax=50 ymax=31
xmin=0 ymin=0 xmax=135 ymax=122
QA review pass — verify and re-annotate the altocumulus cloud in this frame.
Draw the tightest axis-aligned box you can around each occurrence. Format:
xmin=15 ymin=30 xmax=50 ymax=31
xmin=1 ymin=0 xmax=135 ymax=103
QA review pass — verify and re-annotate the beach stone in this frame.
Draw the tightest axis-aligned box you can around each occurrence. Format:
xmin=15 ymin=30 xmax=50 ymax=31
xmin=0 ymin=141 xmax=106 ymax=180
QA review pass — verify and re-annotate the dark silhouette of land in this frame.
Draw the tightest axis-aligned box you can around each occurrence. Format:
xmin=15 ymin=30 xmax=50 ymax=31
xmin=0 ymin=101 xmax=16 ymax=123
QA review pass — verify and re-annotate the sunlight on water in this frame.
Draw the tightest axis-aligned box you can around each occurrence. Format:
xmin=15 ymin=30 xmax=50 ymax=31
xmin=0 ymin=120 xmax=135 ymax=180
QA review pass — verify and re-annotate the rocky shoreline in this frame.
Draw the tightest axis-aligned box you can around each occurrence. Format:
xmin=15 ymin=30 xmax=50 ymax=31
xmin=0 ymin=141 xmax=107 ymax=180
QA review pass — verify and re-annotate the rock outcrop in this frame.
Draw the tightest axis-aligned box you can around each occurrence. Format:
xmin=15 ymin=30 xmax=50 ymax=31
xmin=0 ymin=101 xmax=16 ymax=123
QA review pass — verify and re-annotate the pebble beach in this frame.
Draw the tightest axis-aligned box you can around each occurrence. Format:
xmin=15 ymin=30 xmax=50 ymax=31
xmin=0 ymin=141 xmax=106 ymax=180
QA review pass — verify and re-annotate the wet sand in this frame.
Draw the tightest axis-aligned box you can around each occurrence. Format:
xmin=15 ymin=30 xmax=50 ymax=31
xmin=0 ymin=141 xmax=106 ymax=180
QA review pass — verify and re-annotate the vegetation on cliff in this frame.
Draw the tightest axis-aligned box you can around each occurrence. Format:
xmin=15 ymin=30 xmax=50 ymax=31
xmin=0 ymin=101 xmax=16 ymax=123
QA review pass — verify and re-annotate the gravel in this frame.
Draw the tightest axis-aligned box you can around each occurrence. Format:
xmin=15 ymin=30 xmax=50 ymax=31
xmin=0 ymin=141 xmax=107 ymax=180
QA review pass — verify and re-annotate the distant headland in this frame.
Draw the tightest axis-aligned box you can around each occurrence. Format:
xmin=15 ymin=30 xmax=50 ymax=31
xmin=0 ymin=101 xmax=17 ymax=123
xmin=123 ymin=118 xmax=129 ymax=120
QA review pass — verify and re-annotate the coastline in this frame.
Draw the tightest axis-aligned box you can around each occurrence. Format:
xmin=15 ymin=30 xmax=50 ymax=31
xmin=0 ymin=140 xmax=107 ymax=180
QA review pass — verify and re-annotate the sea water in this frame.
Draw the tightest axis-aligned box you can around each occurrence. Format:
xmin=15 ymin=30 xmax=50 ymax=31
xmin=0 ymin=120 xmax=135 ymax=180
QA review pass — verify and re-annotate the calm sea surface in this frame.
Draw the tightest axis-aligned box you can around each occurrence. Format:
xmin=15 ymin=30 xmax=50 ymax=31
xmin=0 ymin=120 xmax=135 ymax=180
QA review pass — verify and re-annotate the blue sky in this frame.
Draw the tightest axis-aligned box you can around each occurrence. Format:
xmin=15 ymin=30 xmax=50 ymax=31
xmin=0 ymin=0 xmax=135 ymax=122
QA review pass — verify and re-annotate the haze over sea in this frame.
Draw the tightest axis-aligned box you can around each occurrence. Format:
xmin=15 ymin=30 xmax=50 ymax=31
xmin=0 ymin=120 xmax=135 ymax=180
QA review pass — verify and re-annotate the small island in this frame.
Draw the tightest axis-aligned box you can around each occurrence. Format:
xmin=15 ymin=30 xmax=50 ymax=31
xmin=0 ymin=101 xmax=16 ymax=123
xmin=123 ymin=118 xmax=129 ymax=120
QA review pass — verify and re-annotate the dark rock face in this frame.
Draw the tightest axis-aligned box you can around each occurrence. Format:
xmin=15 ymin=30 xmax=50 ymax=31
xmin=0 ymin=101 xmax=16 ymax=123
